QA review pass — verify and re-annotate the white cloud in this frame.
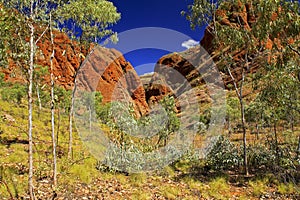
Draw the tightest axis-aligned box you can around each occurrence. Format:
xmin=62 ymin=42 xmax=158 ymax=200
xmin=181 ymin=39 xmax=199 ymax=49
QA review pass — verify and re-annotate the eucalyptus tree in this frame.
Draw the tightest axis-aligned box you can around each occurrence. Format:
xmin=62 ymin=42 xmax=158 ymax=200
xmin=48 ymin=11 xmax=58 ymax=187
xmin=33 ymin=65 xmax=48 ymax=114
xmin=157 ymin=96 xmax=180 ymax=147
xmin=0 ymin=0 xmax=51 ymax=198
xmin=48 ymin=0 xmax=120 ymax=187
xmin=184 ymin=0 xmax=300 ymax=175
xmin=0 ymin=4 xmax=30 ymax=73
xmin=55 ymin=0 xmax=120 ymax=159
xmin=184 ymin=0 xmax=255 ymax=175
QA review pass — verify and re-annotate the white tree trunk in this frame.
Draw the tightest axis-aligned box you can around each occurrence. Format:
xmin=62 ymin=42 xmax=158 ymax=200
xmin=28 ymin=2 xmax=35 ymax=198
xmin=36 ymin=84 xmax=42 ymax=112
xmin=49 ymin=12 xmax=57 ymax=187
xmin=68 ymin=82 xmax=76 ymax=159
xmin=227 ymin=66 xmax=249 ymax=176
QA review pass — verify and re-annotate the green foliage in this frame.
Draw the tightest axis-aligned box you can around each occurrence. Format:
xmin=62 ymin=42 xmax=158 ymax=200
xmin=0 ymin=73 xmax=5 ymax=87
xmin=255 ymin=65 xmax=300 ymax=125
xmin=33 ymin=65 xmax=48 ymax=82
xmin=96 ymin=102 xmax=112 ymax=123
xmin=252 ymin=0 xmax=300 ymax=42
xmin=226 ymin=96 xmax=241 ymax=130
xmin=277 ymin=182 xmax=297 ymax=195
xmin=247 ymin=144 xmax=276 ymax=169
xmin=1 ymin=83 xmax=26 ymax=105
xmin=56 ymin=0 xmax=121 ymax=44
xmin=54 ymin=86 xmax=72 ymax=111
xmin=0 ymin=4 xmax=29 ymax=68
xmin=182 ymin=0 xmax=227 ymax=29
xmin=249 ymin=178 xmax=269 ymax=197
xmin=206 ymin=135 xmax=242 ymax=170
xmin=157 ymin=96 xmax=180 ymax=146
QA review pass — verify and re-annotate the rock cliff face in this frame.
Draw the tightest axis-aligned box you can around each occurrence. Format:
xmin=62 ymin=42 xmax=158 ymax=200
xmin=2 ymin=29 xmax=149 ymax=117
xmin=36 ymin=31 xmax=89 ymax=90
xmin=76 ymin=47 xmax=149 ymax=117
xmin=145 ymin=1 xmax=271 ymax=103
xmin=145 ymin=46 xmax=221 ymax=111
xmin=200 ymin=2 xmax=256 ymax=53
xmin=3 ymin=29 xmax=88 ymax=89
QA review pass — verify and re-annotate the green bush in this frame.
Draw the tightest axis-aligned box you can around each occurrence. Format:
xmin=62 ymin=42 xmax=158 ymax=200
xmin=1 ymin=83 xmax=26 ymax=105
xmin=0 ymin=73 xmax=5 ymax=87
xmin=205 ymin=136 xmax=242 ymax=170
xmin=247 ymin=144 xmax=276 ymax=170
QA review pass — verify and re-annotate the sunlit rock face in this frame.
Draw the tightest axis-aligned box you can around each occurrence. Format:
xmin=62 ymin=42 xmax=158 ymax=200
xmin=75 ymin=46 xmax=149 ymax=118
xmin=3 ymin=29 xmax=149 ymax=118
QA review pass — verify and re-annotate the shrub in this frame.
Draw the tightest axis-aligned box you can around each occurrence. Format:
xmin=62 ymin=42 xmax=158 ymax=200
xmin=1 ymin=83 xmax=26 ymax=105
xmin=129 ymin=173 xmax=147 ymax=187
xmin=249 ymin=179 xmax=269 ymax=197
xmin=199 ymin=177 xmax=230 ymax=199
xmin=160 ymin=185 xmax=181 ymax=200
xmin=205 ymin=136 xmax=242 ymax=170
xmin=247 ymin=144 xmax=276 ymax=170
xmin=277 ymin=182 xmax=297 ymax=195
xmin=0 ymin=73 xmax=5 ymax=87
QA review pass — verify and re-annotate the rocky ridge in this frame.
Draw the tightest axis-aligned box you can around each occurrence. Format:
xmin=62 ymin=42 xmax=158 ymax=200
xmin=2 ymin=29 xmax=149 ymax=117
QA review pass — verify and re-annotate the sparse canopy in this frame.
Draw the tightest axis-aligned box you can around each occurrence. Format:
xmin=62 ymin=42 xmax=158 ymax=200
xmin=56 ymin=0 xmax=121 ymax=44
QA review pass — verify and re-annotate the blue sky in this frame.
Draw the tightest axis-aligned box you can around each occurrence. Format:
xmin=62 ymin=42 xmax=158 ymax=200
xmin=107 ymin=0 xmax=206 ymax=75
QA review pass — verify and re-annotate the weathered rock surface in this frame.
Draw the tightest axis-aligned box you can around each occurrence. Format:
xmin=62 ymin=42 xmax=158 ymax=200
xmin=145 ymin=0 xmax=277 ymax=103
xmin=76 ymin=47 xmax=149 ymax=117
xmin=145 ymin=46 xmax=221 ymax=111
xmin=35 ymin=31 xmax=89 ymax=90
xmin=2 ymin=29 xmax=149 ymax=117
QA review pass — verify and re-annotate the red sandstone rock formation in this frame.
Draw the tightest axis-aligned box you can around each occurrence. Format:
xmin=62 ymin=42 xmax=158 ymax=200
xmin=2 ymin=29 xmax=149 ymax=117
xmin=76 ymin=47 xmax=149 ymax=117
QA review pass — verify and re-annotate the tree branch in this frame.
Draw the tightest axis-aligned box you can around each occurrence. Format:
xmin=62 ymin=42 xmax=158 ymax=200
xmin=35 ymin=26 xmax=49 ymax=45
xmin=288 ymin=44 xmax=300 ymax=56
xmin=227 ymin=65 xmax=242 ymax=99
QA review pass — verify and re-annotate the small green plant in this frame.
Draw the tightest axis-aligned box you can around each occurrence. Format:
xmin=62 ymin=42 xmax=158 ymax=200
xmin=206 ymin=177 xmax=230 ymax=199
xmin=160 ymin=166 xmax=175 ymax=178
xmin=66 ymin=157 xmax=98 ymax=184
xmin=174 ymin=159 xmax=193 ymax=173
xmin=277 ymin=182 xmax=297 ymax=195
xmin=129 ymin=173 xmax=147 ymax=187
xmin=1 ymin=83 xmax=26 ymax=105
xmin=0 ymin=73 xmax=5 ymax=87
xmin=206 ymin=135 xmax=242 ymax=170
xmin=156 ymin=96 xmax=180 ymax=147
xmin=131 ymin=190 xmax=151 ymax=200
xmin=249 ymin=178 xmax=269 ymax=197
xmin=160 ymin=185 xmax=181 ymax=200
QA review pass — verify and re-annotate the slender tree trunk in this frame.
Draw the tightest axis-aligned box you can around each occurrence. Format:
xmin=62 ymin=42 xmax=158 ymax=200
xmin=49 ymin=13 xmax=57 ymax=187
xmin=56 ymin=108 xmax=60 ymax=146
xmin=36 ymin=84 xmax=42 ymax=113
xmin=274 ymin=123 xmax=280 ymax=166
xmin=228 ymin=116 xmax=231 ymax=134
xmin=68 ymin=81 xmax=76 ymax=160
xmin=67 ymin=45 xmax=92 ymax=160
xmin=297 ymin=135 xmax=300 ymax=158
xmin=256 ymin=123 xmax=259 ymax=140
xmin=227 ymin=67 xmax=249 ymax=176
xmin=240 ymin=97 xmax=248 ymax=175
xmin=28 ymin=8 xmax=35 ymax=199
xmin=89 ymin=105 xmax=92 ymax=133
